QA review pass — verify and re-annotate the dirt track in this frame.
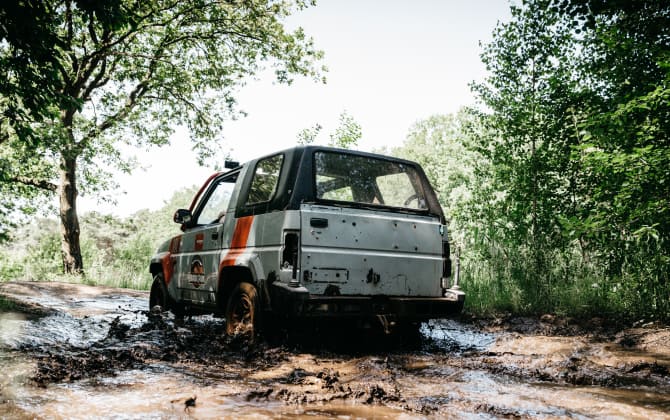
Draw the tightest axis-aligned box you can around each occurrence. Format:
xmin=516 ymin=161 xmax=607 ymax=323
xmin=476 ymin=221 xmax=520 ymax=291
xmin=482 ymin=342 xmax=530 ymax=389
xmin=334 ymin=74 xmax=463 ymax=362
xmin=1 ymin=281 xmax=669 ymax=419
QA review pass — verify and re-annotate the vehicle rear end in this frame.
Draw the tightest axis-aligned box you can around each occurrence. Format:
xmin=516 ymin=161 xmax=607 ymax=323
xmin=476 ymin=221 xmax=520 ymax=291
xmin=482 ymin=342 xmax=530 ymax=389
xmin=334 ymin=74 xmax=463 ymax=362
xmin=274 ymin=148 xmax=464 ymax=327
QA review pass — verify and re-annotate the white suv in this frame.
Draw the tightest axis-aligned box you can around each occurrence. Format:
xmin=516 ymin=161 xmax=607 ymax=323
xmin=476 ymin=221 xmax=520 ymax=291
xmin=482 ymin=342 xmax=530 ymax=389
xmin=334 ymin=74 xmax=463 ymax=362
xmin=149 ymin=146 xmax=464 ymax=335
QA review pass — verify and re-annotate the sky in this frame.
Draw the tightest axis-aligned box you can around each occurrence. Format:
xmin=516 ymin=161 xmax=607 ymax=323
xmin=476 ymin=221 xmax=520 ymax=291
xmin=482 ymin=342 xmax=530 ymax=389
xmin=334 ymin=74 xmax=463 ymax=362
xmin=78 ymin=0 xmax=512 ymax=216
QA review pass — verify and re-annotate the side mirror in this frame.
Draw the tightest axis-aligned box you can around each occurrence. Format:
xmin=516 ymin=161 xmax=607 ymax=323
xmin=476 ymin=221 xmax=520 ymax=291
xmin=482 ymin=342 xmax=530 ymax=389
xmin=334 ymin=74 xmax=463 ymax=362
xmin=173 ymin=209 xmax=193 ymax=226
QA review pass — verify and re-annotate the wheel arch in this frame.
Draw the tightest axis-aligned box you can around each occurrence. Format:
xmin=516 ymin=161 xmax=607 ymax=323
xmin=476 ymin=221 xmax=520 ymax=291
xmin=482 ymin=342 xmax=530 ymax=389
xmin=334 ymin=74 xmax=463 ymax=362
xmin=149 ymin=261 xmax=163 ymax=277
xmin=218 ymin=265 xmax=257 ymax=313
xmin=149 ymin=252 xmax=172 ymax=284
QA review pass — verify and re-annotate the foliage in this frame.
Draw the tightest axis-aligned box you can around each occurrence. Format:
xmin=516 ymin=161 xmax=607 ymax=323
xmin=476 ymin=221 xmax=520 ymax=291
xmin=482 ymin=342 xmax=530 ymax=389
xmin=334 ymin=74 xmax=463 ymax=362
xmin=393 ymin=0 xmax=669 ymax=321
xmin=296 ymin=123 xmax=323 ymax=145
xmin=0 ymin=0 xmax=72 ymax=143
xmin=468 ymin=0 xmax=586 ymax=311
xmin=560 ymin=0 xmax=670 ymax=292
xmin=295 ymin=110 xmax=362 ymax=148
xmin=0 ymin=186 xmax=195 ymax=289
xmin=328 ymin=111 xmax=362 ymax=149
xmin=0 ymin=0 xmax=324 ymax=272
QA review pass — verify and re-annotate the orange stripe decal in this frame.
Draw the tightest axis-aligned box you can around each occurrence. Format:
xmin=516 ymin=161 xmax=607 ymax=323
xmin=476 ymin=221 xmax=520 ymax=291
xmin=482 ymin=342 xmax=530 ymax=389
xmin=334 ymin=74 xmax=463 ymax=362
xmin=220 ymin=216 xmax=254 ymax=268
xmin=169 ymin=235 xmax=182 ymax=254
xmin=163 ymin=235 xmax=182 ymax=285
xmin=162 ymin=253 xmax=174 ymax=285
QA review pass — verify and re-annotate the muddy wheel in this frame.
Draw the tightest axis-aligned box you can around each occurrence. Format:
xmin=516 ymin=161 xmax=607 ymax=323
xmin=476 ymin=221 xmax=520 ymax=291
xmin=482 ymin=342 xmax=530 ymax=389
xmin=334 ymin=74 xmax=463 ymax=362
xmin=149 ymin=275 xmax=170 ymax=312
xmin=225 ymin=282 xmax=259 ymax=336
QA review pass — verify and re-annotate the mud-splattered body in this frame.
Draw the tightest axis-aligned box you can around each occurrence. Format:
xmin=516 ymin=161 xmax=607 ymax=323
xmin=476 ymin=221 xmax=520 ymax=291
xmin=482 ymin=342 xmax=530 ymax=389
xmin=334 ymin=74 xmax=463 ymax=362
xmin=149 ymin=146 xmax=464 ymax=334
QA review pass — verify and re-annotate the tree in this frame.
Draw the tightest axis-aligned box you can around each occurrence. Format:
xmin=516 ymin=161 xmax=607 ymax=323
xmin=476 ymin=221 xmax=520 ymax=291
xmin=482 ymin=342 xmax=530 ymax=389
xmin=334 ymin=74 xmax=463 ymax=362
xmin=470 ymin=0 xmax=670 ymax=317
xmin=295 ymin=110 xmax=362 ymax=148
xmin=328 ymin=110 xmax=362 ymax=149
xmin=0 ymin=0 xmax=324 ymax=273
xmin=471 ymin=0 xmax=584 ymax=307
xmin=559 ymin=0 xmax=670 ymax=316
xmin=296 ymin=123 xmax=322 ymax=145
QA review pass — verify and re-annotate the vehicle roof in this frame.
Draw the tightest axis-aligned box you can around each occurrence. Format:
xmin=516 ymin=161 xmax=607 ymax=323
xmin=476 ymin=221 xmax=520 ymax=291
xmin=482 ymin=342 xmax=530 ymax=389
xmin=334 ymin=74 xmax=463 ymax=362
xmin=249 ymin=145 xmax=420 ymax=167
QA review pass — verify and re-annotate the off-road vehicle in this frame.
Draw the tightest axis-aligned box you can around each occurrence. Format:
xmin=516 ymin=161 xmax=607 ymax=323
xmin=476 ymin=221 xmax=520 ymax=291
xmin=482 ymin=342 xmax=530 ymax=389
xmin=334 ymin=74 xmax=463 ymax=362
xmin=149 ymin=146 xmax=464 ymax=335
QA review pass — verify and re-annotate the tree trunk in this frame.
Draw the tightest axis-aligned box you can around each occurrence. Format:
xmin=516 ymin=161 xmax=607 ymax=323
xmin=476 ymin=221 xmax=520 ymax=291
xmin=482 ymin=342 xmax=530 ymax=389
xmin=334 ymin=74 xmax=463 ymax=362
xmin=59 ymin=153 xmax=84 ymax=274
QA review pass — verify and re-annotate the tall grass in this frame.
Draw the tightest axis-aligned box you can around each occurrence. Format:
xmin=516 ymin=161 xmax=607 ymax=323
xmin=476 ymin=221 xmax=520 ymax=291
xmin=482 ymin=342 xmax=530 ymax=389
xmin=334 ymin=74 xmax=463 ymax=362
xmin=0 ymin=214 xmax=168 ymax=291
xmin=460 ymin=238 xmax=669 ymax=322
xmin=0 ymin=228 xmax=155 ymax=290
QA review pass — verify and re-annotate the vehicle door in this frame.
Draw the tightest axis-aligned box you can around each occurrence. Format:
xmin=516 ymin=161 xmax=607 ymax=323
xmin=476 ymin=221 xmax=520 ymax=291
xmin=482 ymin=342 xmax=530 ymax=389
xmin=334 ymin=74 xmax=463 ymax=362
xmin=176 ymin=171 xmax=240 ymax=306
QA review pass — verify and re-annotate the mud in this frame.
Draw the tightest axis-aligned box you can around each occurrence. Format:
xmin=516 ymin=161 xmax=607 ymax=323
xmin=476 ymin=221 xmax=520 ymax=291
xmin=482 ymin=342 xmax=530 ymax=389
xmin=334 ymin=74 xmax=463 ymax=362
xmin=1 ymin=281 xmax=669 ymax=419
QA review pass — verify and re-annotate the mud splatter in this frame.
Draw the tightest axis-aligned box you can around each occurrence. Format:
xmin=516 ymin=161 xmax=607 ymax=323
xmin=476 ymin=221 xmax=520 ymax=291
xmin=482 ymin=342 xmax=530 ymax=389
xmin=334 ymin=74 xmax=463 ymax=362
xmin=1 ymin=281 xmax=670 ymax=419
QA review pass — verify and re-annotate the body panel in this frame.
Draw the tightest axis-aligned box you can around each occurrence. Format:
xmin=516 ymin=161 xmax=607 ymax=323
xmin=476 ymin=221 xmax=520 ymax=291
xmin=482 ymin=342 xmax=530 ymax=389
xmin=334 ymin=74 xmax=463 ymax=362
xmin=299 ymin=204 xmax=443 ymax=296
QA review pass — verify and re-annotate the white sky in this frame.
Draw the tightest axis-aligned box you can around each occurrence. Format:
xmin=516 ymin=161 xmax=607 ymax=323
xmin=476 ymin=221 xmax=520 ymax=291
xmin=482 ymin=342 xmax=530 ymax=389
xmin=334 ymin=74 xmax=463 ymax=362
xmin=78 ymin=0 xmax=511 ymax=216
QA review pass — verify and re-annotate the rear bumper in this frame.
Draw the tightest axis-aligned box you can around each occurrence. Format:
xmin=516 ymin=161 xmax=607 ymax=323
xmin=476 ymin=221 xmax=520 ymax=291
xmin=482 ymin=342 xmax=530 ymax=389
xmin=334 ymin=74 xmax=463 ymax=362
xmin=270 ymin=282 xmax=465 ymax=320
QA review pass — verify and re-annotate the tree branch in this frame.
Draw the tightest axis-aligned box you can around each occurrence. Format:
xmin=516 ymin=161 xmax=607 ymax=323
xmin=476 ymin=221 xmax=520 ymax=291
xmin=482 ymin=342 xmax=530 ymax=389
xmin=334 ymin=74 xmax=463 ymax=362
xmin=10 ymin=176 xmax=58 ymax=192
xmin=92 ymin=0 xmax=185 ymax=56
xmin=87 ymin=10 xmax=99 ymax=44
xmin=64 ymin=0 xmax=79 ymax=78
xmin=78 ymin=77 xmax=150 ymax=149
xmin=81 ymin=55 xmax=108 ymax=101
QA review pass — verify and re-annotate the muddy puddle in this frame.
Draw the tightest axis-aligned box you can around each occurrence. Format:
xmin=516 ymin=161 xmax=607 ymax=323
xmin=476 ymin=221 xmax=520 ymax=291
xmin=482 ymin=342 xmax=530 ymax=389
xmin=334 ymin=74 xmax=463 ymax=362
xmin=1 ymin=281 xmax=669 ymax=419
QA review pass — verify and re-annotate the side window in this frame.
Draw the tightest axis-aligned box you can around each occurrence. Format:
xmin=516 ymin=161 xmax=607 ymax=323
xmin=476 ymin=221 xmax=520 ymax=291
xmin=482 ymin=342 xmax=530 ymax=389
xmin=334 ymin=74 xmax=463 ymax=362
xmin=245 ymin=154 xmax=283 ymax=205
xmin=195 ymin=174 xmax=238 ymax=225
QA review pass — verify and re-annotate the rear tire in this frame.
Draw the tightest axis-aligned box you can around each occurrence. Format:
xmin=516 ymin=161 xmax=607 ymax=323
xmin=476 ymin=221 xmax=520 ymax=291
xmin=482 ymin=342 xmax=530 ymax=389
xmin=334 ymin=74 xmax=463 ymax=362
xmin=149 ymin=274 xmax=170 ymax=312
xmin=225 ymin=282 xmax=259 ymax=337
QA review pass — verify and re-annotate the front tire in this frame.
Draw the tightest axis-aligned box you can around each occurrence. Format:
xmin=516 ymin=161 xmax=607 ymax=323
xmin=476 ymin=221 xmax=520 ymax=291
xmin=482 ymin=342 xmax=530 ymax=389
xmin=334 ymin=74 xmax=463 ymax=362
xmin=225 ymin=282 xmax=259 ymax=337
xmin=149 ymin=274 xmax=170 ymax=312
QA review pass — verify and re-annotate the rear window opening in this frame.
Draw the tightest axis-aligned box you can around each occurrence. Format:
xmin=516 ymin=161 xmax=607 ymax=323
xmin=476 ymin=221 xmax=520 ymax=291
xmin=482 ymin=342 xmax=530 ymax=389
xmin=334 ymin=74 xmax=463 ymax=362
xmin=314 ymin=151 xmax=428 ymax=210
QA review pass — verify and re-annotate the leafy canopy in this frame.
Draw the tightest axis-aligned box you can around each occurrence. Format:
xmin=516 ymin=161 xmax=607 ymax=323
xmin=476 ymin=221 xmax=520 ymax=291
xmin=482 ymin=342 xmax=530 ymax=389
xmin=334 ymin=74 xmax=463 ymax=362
xmin=0 ymin=0 xmax=325 ymax=241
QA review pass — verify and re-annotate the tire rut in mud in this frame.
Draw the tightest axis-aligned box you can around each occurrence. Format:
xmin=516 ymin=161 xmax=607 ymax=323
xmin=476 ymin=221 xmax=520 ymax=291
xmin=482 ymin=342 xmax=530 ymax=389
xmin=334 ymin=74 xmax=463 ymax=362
xmin=29 ymin=309 xmax=287 ymax=385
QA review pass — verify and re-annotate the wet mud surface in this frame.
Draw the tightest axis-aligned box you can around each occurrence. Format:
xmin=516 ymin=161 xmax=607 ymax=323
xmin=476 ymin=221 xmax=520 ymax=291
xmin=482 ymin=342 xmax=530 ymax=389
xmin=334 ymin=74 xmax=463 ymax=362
xmin=1 ymin=281 xmax=669 ymax=419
